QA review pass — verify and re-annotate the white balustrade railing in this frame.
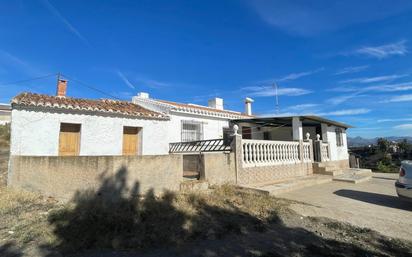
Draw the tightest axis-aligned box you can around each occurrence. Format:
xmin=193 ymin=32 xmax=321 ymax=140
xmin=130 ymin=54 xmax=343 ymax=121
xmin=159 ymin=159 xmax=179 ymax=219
xmin=302 ymin=141 xmax=312 ymax=163
xmin=321 ymin=142 xmax=330 ymax=162
xmin=242 ymin=139 xmax=304 ymax=167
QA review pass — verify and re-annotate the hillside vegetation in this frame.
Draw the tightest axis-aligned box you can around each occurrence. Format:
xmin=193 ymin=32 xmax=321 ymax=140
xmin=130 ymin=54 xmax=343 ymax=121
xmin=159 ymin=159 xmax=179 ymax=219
xmin=351 ymin=138 xmax=412 ymax=173
xmin=0 ymin=124 xmax=10 ymax=186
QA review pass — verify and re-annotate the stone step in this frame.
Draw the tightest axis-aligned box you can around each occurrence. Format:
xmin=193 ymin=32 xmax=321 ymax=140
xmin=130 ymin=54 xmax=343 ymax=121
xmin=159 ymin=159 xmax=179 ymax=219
xmin=332 ymin=168 xmax=372 ymax=184
xmin=240 ymin=175 xmax=333 ymax=196
xmin=180 ymin=180 xmax=209 ymax=192
xmin=315 ymin=169 xmax=344 ymax=176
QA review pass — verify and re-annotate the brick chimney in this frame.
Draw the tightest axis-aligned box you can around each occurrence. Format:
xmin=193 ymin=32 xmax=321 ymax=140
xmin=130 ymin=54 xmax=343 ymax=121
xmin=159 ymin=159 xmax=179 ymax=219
xmin=56 ymin=78 xmax=67 ymax=97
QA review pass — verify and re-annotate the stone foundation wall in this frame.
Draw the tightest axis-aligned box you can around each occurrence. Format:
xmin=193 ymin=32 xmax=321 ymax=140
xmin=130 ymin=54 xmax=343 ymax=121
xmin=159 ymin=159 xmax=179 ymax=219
xmin=237 ymin=162 xmax=313 ymax=185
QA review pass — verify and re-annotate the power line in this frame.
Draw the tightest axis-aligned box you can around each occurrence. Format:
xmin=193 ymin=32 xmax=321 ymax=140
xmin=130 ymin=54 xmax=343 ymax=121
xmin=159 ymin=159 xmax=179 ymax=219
xmin=0 ymin=73 xmax=57 ymax=87
xmin=60 ymin=73 xmax=122 ymax=100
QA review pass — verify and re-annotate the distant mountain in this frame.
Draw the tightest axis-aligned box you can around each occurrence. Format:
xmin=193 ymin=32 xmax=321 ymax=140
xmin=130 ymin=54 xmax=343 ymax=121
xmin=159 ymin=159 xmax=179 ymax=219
xmin=348 ymin=136 xmax=412 ymax=147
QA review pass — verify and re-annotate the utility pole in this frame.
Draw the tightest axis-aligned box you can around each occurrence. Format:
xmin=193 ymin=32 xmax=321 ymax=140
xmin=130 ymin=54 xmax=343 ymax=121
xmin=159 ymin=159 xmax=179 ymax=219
xmin=274 ymin=82 xmax=279 ymax=115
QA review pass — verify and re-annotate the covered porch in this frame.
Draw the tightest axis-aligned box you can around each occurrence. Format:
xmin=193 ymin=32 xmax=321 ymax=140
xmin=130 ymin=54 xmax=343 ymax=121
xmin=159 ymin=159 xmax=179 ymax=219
xmin=231 ymin=115 xmax=352 ymax=164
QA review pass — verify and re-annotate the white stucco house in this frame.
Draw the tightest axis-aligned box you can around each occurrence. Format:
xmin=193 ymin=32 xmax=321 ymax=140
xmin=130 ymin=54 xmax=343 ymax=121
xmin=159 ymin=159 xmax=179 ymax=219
xmin=9 ymin=79 xmax=351 ymax=170
xmin=10 ymin=79 xmax=251 ymax=156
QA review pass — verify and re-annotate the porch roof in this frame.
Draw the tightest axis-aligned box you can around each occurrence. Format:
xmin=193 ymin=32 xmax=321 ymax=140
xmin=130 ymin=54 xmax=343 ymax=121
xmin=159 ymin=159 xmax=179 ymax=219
xmin=231 ymin=115 xmax=353 ymax=128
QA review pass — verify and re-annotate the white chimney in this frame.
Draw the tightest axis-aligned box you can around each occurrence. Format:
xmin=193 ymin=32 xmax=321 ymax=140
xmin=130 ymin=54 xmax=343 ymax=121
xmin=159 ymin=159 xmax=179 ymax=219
xmin=208 ymin=97 xmax=224 ymax=110
xmin=244 ymin=97 xmax=254 ymax=115
xmin=137 ymin=92 xmax=149 ymax=99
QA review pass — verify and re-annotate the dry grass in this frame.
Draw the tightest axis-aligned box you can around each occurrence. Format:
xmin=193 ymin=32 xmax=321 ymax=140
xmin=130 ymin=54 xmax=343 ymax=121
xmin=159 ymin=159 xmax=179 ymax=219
xmin=1 ymin=183 xmax=411 ymax=257
xmin=0 ymin=183 xmax=291 ymax=252
xmin=0 ymin=187 xmax=58 ymax=247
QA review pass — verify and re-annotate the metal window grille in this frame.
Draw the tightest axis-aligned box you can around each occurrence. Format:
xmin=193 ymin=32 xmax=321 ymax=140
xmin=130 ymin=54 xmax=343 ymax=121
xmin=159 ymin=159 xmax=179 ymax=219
xmin=335 ymin=128 xmax=344 ymax=147
xmin=181 ymin=120 xmax=203 ymax=142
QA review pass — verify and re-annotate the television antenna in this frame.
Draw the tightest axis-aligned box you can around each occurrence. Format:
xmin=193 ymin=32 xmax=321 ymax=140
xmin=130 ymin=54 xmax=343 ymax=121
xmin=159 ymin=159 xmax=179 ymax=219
xmin=273 ymin=82 xmax=280 ymax=115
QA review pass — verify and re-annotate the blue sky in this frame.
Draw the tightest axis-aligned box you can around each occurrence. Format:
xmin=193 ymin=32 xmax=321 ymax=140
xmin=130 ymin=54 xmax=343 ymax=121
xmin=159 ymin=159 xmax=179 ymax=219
xmin=1 ymin=0 xmax=412 ymax=138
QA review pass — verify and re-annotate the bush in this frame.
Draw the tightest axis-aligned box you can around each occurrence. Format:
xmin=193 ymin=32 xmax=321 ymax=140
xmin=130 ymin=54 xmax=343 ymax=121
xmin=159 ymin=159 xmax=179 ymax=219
xmin=376 ymin=161 xmax=398 ymax=173
xmin=0 ymin=123 xmax=10 ymax=146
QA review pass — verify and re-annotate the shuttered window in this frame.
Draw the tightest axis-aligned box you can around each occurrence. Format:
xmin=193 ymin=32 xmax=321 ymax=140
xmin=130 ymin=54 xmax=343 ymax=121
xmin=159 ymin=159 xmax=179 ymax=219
xmin=181 ymin=120 xmax=203 ymax=142
xmin=123 ymin=126 xmax=140 ymax=155
xmin=242 ymin=126 xmax=252 ymax=139
xmin=59 ymin=123 xmax=81 ymax=156
xmin=336 ymin=128 xmax=344 ymax=147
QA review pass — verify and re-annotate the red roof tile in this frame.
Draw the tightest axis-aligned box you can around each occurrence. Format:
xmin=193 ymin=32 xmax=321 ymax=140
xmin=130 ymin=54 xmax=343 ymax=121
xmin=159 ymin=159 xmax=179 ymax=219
xmin=12 ymin=93 xmax=167 ymax=119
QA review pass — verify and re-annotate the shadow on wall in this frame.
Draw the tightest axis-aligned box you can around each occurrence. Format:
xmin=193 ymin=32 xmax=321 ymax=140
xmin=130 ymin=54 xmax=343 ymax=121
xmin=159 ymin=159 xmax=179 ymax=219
xmin=38 ymin=166 xmax=412 ymax=257
xmin=334 ymin=189 xmax=412 ymax=211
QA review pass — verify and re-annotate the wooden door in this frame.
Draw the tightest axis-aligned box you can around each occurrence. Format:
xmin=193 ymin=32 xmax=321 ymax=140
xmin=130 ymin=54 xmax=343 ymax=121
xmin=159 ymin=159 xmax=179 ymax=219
xmin=123 ymin=127 xmax=139 ymax=155
xmin=59 ymin=123 xmax=81 ymax=156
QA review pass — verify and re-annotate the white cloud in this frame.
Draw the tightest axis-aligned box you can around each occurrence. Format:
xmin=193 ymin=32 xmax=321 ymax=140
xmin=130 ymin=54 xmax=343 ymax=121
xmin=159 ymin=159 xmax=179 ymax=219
xmin=325 ymin=92 xmax=365 ymax=105
xmin=0 ymin=50 xmax=42 ymax=76
xmin=382 ymin=94 xmax=412 ymax=103
xmin=285 ymin=103 xmax=319 ymax=111
xmin=378 ymin=118 xmax=412 ymax=123
xmin=355 ymin=40 xmax=408 ymax=59
xmin=330 ymin=81 xmax=412 ymax=93
xmin=319 ymin=108 xmax=371 ymax=116
xmin=394 ymin=124 xmax=412 ymax=130
xmin=250 ymin=1 xmax=412 ymax=37
xmin=134 ymin=76 xmax=170 ymax=89
xmin=116 ymin=71 xmax=135 ymax=89
xmin=277 ymin=68 xmax=324 ymax=82
xmin=41 ymin=0 xmax=90 ymax=46
xmin=339 ymin=74 xmax=408 ymax=84
xmin=243 ymin=86 xmax=312 ymax=97
xmin=260 ymin=108 xmax=370 ymax=117
xmin=334 ymin=65 xmax=369 ymax=75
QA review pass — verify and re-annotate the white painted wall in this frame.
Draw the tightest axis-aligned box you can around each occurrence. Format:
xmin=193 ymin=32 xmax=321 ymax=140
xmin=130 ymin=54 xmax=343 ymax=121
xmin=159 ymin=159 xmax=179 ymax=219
xmin=321 ymin=123 xmax=349 ymax=161
xmin=167 ymin=111 xmax=230 ymax=143
xmin=11 ymin=109 xmax=170 ymax=156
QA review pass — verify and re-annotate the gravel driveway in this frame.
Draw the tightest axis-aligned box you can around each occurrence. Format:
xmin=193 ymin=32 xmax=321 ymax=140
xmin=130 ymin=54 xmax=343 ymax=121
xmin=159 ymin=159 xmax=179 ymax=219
xmin=279 ymin=172 xmax=412 ymax=240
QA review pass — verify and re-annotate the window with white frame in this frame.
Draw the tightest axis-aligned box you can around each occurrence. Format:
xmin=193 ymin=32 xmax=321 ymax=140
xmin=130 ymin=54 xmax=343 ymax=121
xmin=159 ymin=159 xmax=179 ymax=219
xmin=181 ymin=120 xmax=203 ymax=142
xmin=335 ymin=128 xmax=344 ymax=147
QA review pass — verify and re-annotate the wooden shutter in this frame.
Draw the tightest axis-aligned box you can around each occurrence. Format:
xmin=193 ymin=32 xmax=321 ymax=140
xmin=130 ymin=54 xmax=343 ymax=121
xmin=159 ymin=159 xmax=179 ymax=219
xmin=59 ymin=123 xmax=81 ymax=156
xmin=123 ymin=126 xmax=139 ymax=155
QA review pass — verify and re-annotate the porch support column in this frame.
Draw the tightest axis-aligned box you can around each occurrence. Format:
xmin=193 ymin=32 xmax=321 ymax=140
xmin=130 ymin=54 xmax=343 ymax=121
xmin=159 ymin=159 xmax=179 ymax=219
xmin=231 ymin=125 xmax=242 ymax=185
xmin=292 ymin=117 xmax=303 ymax=141
xmin=321 ymin=123 xmax=328 ymax=142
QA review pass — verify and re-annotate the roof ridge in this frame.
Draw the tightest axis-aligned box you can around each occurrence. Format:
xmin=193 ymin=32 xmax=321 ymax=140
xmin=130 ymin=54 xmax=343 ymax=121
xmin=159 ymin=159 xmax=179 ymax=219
xmin=12 ymin=92 xmax=168 ymax=120
xmin=146 ymin=98 xmax=253 ymax=118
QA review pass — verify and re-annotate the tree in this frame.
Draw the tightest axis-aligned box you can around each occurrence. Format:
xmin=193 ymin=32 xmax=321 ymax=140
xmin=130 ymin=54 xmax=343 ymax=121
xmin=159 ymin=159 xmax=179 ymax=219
xmin=377 ymin=138 xmax=390 ymax=153
xmin=398 ymin=139 xmax=411 ymax=155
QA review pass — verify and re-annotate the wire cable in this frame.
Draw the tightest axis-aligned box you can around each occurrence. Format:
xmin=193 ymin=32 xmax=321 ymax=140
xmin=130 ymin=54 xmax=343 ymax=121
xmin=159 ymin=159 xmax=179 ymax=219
xmin=0 ymin=73 xmax=57 ymax=87
xmin=61 ymin=74 xmax=122 ymax=100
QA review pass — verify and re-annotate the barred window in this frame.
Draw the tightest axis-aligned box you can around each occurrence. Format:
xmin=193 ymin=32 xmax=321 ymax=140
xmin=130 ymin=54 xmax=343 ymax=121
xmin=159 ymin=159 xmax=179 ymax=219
xmin=181 ymin=120 xmax=203 ymax=142
xmin=336 ymin=128 xmax=344 ymax=147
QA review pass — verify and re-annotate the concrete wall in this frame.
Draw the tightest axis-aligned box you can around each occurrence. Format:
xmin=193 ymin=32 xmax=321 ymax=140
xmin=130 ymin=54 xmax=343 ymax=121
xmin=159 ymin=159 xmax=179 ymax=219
xmin=8 ymin=155 xmax=183 ymax=200
xmin=11 ymin=108 xmax=170 ymax=156
xmin=321 ymin=123 xmax=349 ymax=161
xmin=201 ymin=152 xmax=236 ymax=185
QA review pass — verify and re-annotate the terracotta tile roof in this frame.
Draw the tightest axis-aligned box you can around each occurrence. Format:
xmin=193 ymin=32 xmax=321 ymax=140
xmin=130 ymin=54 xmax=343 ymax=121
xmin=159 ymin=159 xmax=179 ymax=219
xmin=157 ymin=99 xmax=254 ymax=118
xmin=12 ymin=93 xmax=168 ymax=119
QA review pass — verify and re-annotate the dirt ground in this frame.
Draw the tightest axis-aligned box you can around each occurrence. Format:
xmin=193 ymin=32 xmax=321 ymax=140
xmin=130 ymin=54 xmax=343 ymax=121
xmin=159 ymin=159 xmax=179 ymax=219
xmin=1 ymin=147 xmax=411 ymax=257
xmin=280 ymin=173 xmax=412 ymax=241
